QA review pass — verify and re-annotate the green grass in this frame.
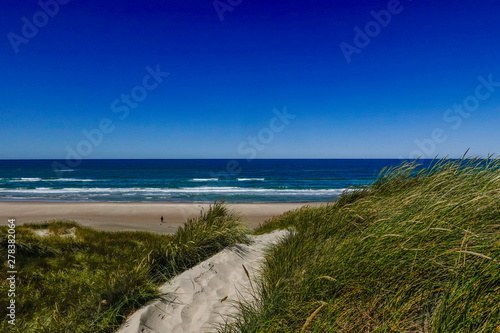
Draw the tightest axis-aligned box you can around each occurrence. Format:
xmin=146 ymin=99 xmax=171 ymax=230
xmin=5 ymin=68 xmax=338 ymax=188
xmin=222 ymin=158 xmax=500 ymax=332
xmin=0 ymin=202 xmax=249 ymax=332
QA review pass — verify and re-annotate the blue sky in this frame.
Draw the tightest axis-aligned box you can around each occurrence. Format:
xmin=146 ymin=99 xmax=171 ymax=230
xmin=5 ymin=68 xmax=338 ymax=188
xmin=1 ymin=0 xmax=499 ymax=159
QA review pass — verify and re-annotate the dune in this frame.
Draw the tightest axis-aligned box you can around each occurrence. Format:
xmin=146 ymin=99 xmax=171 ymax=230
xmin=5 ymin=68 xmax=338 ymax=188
xmin=117 ymin=229 xmax=289 ymax=333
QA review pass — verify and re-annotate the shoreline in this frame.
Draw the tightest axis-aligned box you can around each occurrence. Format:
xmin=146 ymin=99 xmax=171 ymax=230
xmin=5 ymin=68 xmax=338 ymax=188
xmin=0 ymin=201 xmax=326 ymax=234
xmin=0 ymin=199 xmax=330 ymax=204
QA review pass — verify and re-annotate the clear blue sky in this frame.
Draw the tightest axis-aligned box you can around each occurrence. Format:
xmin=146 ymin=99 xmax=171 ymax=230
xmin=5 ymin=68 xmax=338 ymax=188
xmin=1 ymin=0 xmax=499 ymax=159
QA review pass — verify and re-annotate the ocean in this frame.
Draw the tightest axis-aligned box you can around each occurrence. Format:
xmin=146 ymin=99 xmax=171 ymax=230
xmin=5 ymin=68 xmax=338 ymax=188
xmin=0 ymin=159 xmax=426 ymax=203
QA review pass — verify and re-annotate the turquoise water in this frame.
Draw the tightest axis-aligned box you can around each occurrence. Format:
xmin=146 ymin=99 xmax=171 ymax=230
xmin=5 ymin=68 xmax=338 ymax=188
xmin=0 ymin=159 xmax=424 ymax=202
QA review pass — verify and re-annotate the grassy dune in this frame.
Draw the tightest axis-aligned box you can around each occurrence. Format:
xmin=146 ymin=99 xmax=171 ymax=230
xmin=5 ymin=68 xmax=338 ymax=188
xmin=223 ymin=158 xmax=500 ymax=332
xmin=0 ymin=202 xmax=249 ymax=332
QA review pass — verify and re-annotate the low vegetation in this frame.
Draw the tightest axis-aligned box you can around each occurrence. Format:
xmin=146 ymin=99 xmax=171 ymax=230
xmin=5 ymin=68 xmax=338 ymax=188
xmin=0 ymin=202 xmax=248 ymax=332
xmin=223 ymin=158 xmax=500 ymax=332
xmin=2 ymin=158 xmax=499 ymax=332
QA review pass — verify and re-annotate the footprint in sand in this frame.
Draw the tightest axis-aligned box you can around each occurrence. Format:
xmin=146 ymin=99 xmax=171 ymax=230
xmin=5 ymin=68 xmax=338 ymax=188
xmin=116 ymin=230 xmax=288 ymax=333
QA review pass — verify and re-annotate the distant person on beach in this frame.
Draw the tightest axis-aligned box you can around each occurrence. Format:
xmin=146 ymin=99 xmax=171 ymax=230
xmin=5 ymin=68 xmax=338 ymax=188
xmin=161 ymin=216 xmax=164 ymax=223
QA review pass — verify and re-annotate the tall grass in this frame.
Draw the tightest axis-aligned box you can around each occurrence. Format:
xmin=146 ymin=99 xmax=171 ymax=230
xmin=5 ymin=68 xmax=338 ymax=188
xmin=222 ymin=158 xmax=500 ymax=332
xmin=0 ymin=202 xmax=248 ymax=332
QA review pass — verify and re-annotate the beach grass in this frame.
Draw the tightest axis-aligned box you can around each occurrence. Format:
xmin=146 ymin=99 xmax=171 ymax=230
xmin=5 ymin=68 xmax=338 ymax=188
xmin=0 ymin=202 xmax=249 ymax=332
xmin=221 ymin=157 xmax=500 ymax=332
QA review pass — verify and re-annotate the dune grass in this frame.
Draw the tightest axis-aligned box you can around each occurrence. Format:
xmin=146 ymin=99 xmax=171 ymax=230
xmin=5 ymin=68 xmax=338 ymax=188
xmin=222 ymin=158 xmax=500 ymax=332
xmin=0 ymin=202 xmax=249 ymax=333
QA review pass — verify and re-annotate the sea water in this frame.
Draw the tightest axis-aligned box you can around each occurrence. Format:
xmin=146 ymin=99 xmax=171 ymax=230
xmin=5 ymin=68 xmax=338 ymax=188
xmin=0 ymin=159 xmax=429 ymax=202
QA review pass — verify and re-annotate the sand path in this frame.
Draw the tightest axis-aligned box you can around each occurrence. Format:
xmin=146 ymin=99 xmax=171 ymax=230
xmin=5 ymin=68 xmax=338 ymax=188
xmin=116 ymin=229 xmax=288 ymax=333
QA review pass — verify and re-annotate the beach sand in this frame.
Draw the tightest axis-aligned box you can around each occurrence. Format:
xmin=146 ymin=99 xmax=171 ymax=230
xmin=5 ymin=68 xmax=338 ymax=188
xmin=117 ymin=229 xmax=290 ymax=333
xmin=0 ymin=202 xmax=323 ymax=234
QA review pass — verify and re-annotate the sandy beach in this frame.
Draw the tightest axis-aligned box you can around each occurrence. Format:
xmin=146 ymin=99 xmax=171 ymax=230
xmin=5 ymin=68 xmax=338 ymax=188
xmin=0 ymin=201 xmax=323 ymax=234
xmin=117 ymin=229 xmax=289 ymax=332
